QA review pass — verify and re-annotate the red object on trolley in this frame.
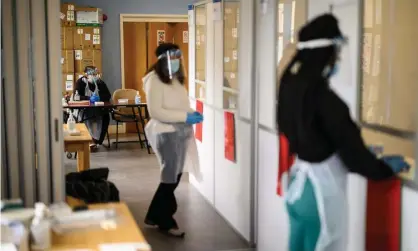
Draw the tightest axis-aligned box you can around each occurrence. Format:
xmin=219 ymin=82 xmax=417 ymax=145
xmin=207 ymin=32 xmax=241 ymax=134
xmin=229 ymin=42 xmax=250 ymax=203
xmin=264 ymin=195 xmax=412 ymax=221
xmin=277 ymin=133 xmax=295 ymax=196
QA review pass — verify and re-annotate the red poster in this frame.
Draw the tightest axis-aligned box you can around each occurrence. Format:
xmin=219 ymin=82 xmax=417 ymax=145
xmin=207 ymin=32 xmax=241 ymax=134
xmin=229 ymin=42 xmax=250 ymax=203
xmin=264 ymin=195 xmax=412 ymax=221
xmin=195 ymin=100 xmax=203 ymax=142
xmin=277 ymin=133 xmax=295 ymax=196
xmin=366 ymin=178 xmax=401 ymax=251
xmin=224 ymin=111 xmax=236 ymax=162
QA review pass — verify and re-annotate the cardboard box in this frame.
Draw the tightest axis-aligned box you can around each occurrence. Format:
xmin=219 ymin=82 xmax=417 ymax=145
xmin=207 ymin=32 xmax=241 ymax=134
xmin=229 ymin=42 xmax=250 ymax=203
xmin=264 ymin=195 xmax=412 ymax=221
xmin=195 ymin=26 xmax=206 ymax=50
xmin=61 ymin=27 xmax=74 ymax=49
xmin=224 ymin=3 xmax=240 ymax=28
xmin=73 ymin=27 xmax=102 ymax=49
xmin=63 ymin=73 xmax=75 ymax=92
xmin=195 ymin=48 xmax=205 ymax=71
xmin=76 ymin=7 xmax=103 ymax=25
xmin=224 ymin=26 xmax=238 ymax=49
xmin=61 ymin=50 xmax=75 ymax=73
xmin=224 ymin=72 xmax=238 ymax=90
xmin=223 ymin=48 xmax=238 ymax=72
xmin=61 ymin=3 xmax=76 ymax=27
xmin=196 ymin=70 xmax=205 ymax=81
xmin=74 ymin=49 xmax=102 ymax=73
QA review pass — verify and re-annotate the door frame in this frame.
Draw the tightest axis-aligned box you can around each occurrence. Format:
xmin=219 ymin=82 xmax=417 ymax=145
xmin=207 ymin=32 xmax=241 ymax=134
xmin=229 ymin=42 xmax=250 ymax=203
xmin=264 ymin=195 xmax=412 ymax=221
xmin=119 ymin=14 xmax=188 ymax=133
xmin=120 ymin=14 xmax=189 ymax=90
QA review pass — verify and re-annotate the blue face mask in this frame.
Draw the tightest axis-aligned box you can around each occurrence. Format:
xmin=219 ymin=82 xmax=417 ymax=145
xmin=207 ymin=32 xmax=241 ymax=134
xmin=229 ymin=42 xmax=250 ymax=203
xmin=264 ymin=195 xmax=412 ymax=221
xmin=170 ymin=59 xmax=180 ymax=74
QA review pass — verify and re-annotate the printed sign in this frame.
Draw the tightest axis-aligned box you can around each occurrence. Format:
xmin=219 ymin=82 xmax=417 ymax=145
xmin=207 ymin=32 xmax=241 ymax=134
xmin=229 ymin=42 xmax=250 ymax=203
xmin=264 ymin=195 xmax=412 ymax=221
xmin=67 ymin=11 xmax=75 ymax=21
xmin=232 ymin=28 xmax=238 ymax=38
xmin=183 ymin=31 xmax=189 ymax=44
xmin=93 ymin=35 xmax=100 ymax=45
xmin=75 ymin=50 xmax=82 ymax=60
xmin=157 ymin=30 xmax=166 ymax=45
xmin=66 ymin=74 xmax=74 ymax=81
xmin=85 ymin=34 xmax=91 ymax=41
xmin=65 ymin=81 xmax=73 ymax=91
xmin=232 ymin=50 xmax=238 ymax=60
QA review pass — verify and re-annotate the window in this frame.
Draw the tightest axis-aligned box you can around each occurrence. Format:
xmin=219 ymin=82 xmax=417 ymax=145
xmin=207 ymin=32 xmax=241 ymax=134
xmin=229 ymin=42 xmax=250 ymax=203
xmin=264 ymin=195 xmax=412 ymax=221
xmin=195 ymin=4 xmax=207 ymax=100
xmin=223 ymin=0 xmax=240 ymax=110
xmin=360 ymin=0 xmax=418 ymax=186
xmin=276 ymin=0 xmax=307 ymax=87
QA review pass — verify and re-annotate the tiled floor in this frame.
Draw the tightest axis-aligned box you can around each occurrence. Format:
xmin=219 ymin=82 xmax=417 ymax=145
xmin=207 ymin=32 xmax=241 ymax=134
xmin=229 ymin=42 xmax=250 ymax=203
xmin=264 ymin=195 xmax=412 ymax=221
xmin=64 ymin=137 xmax=252 ymax=251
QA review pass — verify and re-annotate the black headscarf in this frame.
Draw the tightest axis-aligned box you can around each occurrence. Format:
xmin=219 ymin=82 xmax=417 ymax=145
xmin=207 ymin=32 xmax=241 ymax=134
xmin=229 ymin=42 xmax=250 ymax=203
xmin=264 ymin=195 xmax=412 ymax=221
xmin=155 ymin=43 xmax=180 ymax=58
xmin=277 ymin=14 xmax=343 ymax=153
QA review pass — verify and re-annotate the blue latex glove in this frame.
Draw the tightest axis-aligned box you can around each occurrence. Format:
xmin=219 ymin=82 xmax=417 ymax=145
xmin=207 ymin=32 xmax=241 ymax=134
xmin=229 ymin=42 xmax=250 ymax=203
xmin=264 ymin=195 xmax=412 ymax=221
xmin=186 ymin=113 xmax=203 ymax=125
xmin=90 ymin=93 xmax=100 ymax=103
xmin=380 ymin=155 xmax=410 ymax=173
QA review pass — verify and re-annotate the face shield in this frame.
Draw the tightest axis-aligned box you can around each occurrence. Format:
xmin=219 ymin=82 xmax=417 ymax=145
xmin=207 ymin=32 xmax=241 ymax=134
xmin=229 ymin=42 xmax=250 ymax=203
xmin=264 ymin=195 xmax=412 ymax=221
xmin=296 ymin=36 xmax=348 ymax=77
xmin=85 ymin=68 xmax=100 ymax=95
xmin=296 ymin=36 xmax=348 ymax=57
xmin=157 ymin=49 xmax=185 ymax=80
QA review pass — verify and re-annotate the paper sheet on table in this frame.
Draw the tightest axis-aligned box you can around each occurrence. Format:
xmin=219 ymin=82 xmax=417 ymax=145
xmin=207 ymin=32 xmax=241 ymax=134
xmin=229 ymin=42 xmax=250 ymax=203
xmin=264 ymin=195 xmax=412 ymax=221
xmin=99 ymin=243 xmax=151 ymax=251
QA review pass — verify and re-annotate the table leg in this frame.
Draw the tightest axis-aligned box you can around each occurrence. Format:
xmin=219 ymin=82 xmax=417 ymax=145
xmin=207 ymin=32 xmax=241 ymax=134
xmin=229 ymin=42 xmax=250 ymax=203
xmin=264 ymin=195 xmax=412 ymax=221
xmin=77 ymin=143 xmax=90 ymax=172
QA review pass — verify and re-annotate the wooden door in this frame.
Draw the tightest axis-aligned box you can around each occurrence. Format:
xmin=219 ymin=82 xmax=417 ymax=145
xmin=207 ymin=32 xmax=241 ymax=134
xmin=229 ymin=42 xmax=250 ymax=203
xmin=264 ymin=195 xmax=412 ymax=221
xmin=123 ymin=22 xmax=147 ymax=133
xmin=147 ymin=22 xmax=175 ymax=69
xmin=173 ymin=23 xmax=189 ymax=90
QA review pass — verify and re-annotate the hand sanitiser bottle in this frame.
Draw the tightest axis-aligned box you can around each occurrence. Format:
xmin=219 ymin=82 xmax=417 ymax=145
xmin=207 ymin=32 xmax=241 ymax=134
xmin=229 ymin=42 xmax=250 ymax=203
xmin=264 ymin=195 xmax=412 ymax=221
xmin=74 ymin=90 xmax=80 ymax=101
xmin=67 ymin=111 xmax=76 ymax=132
xmin=30 ymin=203 xmax=51 ymax=250
xmin=135 ymin=91 xmax=141 ymax=104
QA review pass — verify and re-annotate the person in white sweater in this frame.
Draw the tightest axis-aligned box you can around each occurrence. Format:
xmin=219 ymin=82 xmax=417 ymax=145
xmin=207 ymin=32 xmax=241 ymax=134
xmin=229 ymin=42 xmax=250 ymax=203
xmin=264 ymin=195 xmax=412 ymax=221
xmin=143 ymin=43 xmax=203 ymax=237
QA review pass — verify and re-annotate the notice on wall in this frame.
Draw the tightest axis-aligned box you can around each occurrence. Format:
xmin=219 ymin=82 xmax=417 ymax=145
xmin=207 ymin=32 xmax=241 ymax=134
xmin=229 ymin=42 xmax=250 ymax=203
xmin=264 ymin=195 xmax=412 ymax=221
xmin=157 ymin=30 xmax=166 ymax=46
xmin=224 ymin=111 xmax=236 ymax=162
xmin=65 ymin=81 xmax=73 ymax=91
xmin=195 ymin=100 xmax=203 ymax=142
xmin=183 ymin=31 xmax=189 ymax=44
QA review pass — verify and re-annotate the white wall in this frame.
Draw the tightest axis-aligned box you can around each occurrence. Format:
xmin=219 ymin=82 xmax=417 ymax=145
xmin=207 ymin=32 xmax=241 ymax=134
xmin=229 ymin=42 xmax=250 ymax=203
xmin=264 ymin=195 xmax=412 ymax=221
xmin=188 ymin=1 xmax=252 ymax=241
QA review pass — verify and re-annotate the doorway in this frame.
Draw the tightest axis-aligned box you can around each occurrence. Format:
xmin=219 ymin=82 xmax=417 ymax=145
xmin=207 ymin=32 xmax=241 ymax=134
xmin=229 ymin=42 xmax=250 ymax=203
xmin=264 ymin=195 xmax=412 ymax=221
xmin=120 ymin=15 xmax=188 ymax=133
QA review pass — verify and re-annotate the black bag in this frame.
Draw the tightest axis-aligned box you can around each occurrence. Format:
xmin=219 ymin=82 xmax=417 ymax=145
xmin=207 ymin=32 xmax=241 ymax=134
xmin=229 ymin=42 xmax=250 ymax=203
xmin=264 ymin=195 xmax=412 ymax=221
xmin=66 ymin=168 xmax=120 ymax=203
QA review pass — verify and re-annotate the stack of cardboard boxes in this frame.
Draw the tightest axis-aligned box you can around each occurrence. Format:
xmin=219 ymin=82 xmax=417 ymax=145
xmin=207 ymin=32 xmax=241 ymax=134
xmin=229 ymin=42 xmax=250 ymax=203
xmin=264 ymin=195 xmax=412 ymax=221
xmin=223 ymin=2 xmax=239 ymax=109
xmin=195 ymin=7 xmax=206 ymax=83
xmin=60 ymin=3 xmax=103 ymax=94
xmin=223 ymin=2 xmax=239 ymax=90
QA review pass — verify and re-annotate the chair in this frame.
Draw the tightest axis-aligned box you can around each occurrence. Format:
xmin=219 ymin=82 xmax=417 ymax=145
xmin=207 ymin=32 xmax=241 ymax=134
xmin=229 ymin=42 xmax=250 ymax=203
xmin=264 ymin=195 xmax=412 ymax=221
xmin=111 ymin=89 xmax=148 ymax=151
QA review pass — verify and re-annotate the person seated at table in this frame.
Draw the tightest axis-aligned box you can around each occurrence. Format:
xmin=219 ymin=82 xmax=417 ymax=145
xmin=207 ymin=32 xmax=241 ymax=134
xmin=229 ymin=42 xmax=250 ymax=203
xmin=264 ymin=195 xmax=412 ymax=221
xmin=73 ymin=66 xmax=111 ymax=149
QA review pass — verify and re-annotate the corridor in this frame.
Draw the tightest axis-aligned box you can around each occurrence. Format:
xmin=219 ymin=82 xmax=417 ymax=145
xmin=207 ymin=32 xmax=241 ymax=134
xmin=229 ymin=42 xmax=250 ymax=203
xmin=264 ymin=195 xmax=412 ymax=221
xmin=65 ymin=137 xmax=252 ymax=251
